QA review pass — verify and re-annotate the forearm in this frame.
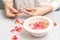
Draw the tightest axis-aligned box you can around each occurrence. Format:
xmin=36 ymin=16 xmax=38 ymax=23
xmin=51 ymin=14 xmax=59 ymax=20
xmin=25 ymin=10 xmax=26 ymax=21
xmin=37 ymin=6 xmax=53 ymax=16
xmin=42 ymin=6 xmax=53 ymax=15
xmin=3 ymin=0 xmax=14 ymax=7
xmin=41 ymin=0 xmax=60 ymax=15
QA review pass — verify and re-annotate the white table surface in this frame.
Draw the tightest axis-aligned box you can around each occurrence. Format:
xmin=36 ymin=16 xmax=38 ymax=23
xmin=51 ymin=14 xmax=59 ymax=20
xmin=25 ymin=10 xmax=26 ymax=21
xmin=0 ymin=10 xmax=60 ymax=40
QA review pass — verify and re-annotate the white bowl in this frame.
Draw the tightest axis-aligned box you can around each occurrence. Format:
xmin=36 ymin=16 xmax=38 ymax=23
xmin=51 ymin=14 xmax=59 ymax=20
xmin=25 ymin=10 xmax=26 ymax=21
xmin=23 ymin=16 xmax=54 ymax=37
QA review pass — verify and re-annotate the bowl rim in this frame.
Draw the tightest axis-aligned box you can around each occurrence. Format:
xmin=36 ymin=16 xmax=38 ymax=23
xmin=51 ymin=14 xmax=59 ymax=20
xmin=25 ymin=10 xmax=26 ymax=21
xmin=23 ymin=16 xmax=54 ymax=33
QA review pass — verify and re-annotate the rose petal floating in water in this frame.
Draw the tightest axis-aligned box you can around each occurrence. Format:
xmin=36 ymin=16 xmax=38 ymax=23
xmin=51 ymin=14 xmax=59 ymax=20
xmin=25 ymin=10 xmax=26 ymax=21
xmin=29 ymin=21 xmax=48 ymax=29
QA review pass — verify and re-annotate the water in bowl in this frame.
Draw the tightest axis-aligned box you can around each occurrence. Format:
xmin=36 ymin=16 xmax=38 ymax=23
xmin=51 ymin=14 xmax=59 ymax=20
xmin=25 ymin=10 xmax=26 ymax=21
xmin=28 ymin=18 xmax=49 ymax=30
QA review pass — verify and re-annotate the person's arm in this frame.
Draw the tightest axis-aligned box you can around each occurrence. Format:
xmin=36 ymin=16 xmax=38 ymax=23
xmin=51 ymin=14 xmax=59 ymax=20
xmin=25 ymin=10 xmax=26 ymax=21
xmin=38 ymin=0 xmax=60 ymax=15
xmin=23 ymin=6 xmax=53 ymax=16
xmin=20 ymin=0 xmax=60 ymax=16
xmin=37 ymin=6 xmax=53 ymax=16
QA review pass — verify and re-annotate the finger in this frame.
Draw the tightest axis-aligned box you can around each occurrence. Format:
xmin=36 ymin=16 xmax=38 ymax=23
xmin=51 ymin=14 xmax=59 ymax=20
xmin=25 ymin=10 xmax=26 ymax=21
xmin=6 ymin=8 xmax=16 ymax=17
xmin=25 ymin=9 xmax=32 ymax=12
xmin=6 ymin=3 xmax=17 ymax=13
xmin=25 ymin=7 xmax=36 ymax=13
xmin=26 ymin=7 xmax=36 ymax=11
xmin=9 ymin=6 xmax=17 ymax=13
xmin=16 ymin=9 xmax=22 ymax=16
xmin=24 ymin=9 xmax=34 ymax=16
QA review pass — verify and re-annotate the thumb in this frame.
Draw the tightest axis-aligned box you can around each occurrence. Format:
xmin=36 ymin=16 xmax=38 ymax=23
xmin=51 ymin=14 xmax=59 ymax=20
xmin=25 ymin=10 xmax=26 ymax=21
xmin=9 ymin=6 xmax=17 ymax=13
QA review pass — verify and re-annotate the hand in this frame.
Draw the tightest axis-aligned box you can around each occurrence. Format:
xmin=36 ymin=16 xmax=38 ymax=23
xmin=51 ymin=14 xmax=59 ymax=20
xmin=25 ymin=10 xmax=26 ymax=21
xmin=23 ymin=7 xmax=53 ymax=16
xmin=4 ymin=2 xmax=22 ymax=18
xmin=23 ymin=7 xmax=43 ymax=16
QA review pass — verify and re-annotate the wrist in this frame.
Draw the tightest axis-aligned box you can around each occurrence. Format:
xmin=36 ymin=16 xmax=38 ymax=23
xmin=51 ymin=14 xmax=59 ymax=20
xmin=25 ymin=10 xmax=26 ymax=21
xmin=4 ymin=2 xmax=13 ymax=8
xmin=40 ymin=6 xmax=53 ymax=15
xmin=3 ymin=0 xmax=13 ymax=6
xmin=43 ymin=6 xmax=53 ymax=12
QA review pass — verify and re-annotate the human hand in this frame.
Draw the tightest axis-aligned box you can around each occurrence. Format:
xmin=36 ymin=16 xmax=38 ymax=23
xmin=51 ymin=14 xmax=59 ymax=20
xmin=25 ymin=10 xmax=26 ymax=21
xmin=4 ymin=2 xmax=22 ymax=18
xmin=23 ymin=6 xmax=53 ymax=16
xmin=23 ymin=7 xmax=43 ymax=16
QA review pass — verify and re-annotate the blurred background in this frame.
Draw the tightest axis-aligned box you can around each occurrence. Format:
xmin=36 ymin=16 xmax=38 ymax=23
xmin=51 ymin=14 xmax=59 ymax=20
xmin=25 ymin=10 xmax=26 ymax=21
xmin=0 ymin=0 xmax=4 ymax=10
xmin=0 ymin=0 xmax=60 ymax=11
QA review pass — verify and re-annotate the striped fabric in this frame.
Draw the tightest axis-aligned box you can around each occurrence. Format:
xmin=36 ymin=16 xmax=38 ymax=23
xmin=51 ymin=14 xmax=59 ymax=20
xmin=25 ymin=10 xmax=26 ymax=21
xmin=15 ymin=0 xmax=52 ymax=10
xmin=3 ymin=0 xmax=60 ymax=10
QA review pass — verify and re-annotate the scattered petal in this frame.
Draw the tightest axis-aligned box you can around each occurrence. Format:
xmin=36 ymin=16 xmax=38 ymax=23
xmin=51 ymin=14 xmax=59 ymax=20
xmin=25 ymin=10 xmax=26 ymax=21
xmin=16 ymin=27 xmax=22 ymax=32
xmin=15 ymin=19 xmax=24 ymax=25
xmin=15 ymin=26 xmax=18 ymax=29
xmin=15 ymin=19 xmax=20 ymax=24
xmin=10 ymin=29 xmax=15 ymax=33
xmin=19 ymin=21 xmax=24 ymax=25
xmin=15 ymin=26 xmax=22 ymax=32
xmin=12 ymin=35 xmax=18 ymax=40
xmin=54 ymin=22 xmax=57 ymax=26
